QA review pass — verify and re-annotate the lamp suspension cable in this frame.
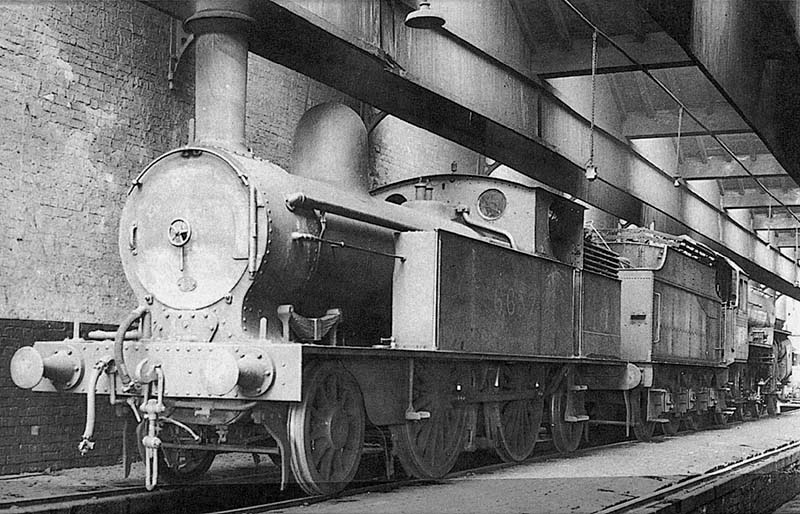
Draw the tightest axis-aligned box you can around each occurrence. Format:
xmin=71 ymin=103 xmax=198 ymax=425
xmin=767 ymin=204 xmax=772 ymax=246
xmin=559 ymin=0 xmax=800 ymax=227
xmin=585 ymin=29 xmax=599 ymax=181
xmin=794 ymin=227 xmax=798 ymax=287
xmin=674 ymin=106 xmax=683 ymax=187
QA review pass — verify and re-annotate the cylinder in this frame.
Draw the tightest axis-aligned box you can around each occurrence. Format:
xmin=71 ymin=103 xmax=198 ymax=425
xmin=185 ymin=3 xmax=253 ymax=154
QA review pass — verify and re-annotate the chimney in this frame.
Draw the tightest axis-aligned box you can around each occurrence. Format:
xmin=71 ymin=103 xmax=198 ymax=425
xmin=184 ymin=0 xmax=253 ymax=154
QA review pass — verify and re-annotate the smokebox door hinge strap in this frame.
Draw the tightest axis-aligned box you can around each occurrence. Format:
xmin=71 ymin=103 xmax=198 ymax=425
xmin=248 ymin=182 xmax=258 ymax=279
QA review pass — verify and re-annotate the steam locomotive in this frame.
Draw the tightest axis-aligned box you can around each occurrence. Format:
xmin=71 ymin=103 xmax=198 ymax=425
xmin=8 ymin=3 xmax=791 ymax=494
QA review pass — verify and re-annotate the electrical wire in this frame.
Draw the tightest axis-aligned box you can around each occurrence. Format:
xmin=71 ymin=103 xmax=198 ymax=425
xmin=559 ymin=0 xmax=800 ymax=228
xmin=588 ymin=29 xmax=597 ymax=168
xmin=674 ymin=106 xmax=683 ymax=185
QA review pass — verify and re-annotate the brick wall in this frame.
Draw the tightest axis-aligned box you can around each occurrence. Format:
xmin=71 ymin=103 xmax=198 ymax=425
xmin=0 ymin=319 xmax=121 ymax=474
xmin=0 ymin=1 xmax=193 ymax=322
xmin=0 ymin=0 xmax=190 ymax=474
xmin=246 ymin=54 xmax=360 ymax=171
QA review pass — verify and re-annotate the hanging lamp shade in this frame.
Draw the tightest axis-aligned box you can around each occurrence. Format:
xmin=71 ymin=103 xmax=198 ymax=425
xmin=405 ymin=1 xmax=445 ymax=29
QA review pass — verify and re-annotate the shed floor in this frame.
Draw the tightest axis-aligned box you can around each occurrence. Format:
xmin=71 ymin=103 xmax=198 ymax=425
xmin=3 ymin=411 xmax=800 ymax=513
xmin=284 ymin=410 xmax=800 ymax=513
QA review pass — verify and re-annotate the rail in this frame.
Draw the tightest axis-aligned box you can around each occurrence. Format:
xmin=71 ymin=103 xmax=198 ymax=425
xmin=596 ymin=440 xmax=800 ymax=513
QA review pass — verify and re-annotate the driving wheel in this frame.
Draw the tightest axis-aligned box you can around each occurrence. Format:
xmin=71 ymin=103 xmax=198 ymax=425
xmin=288 ymin=361 xmax=365 ymax=495
xmin=391 ymin=362 xmax=468 ymax=479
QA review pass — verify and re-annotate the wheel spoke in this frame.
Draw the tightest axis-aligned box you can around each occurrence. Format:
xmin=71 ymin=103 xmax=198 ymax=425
xmin=317 ymin=445 xmax=335 ymax=477
xmin=416 ymin=420 xmax=434 ymax=455
xmin=434 ymin=419 xmax=446 ymax=455
xmin=313 ymin=431 xmax=332 ymax=451
xmin=334 ymin=448 xmax=346 ymax=478
xmin=415 ymin=393 xmax=435 ymax=411
xmin=431 ymin=422 xmax=447 ymax=465
xmin=550 ymin=378 xmax=583 ymax=454
xmin=507 ymin=403 xmax=521 ymax=439
xmin=310 ymin=421 xmax=328 ymax=441
xmin=341 ymin=391 xmax=356 ymax=415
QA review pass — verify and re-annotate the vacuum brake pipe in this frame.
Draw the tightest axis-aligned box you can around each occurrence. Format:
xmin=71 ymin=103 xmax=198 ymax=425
xmin=456 ymin=205 xmax=517 ymax=250
xmin=78 ymin=358 xmax=111 ymax=455
xmin=115 ymin=305 xmax=149 ymax=389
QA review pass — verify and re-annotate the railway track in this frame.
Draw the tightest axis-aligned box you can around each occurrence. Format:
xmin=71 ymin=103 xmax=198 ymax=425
xmin=780 ymin=402 xmax=800 ymax=413
xmin=202 ymin=439 xmax=656 ymax=514
xmin=0 ymin=433 xmax=621 ymax=514
xmin=207 ymin=417 xmax=800 ymax=514
xmin=0 ymin=466 xmax=289 ymax=514
xmin=5 ymin=414 xmax=798 ymax=514
xmin=0 ymin=486 xmax=148 ymax=512
xmin=205 ymin=437 xmax=800 ymax=514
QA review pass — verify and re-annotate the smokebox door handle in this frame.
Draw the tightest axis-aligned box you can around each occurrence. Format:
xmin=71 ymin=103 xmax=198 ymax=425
xmin=129 ymin=223 xmax=138 ymax=255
